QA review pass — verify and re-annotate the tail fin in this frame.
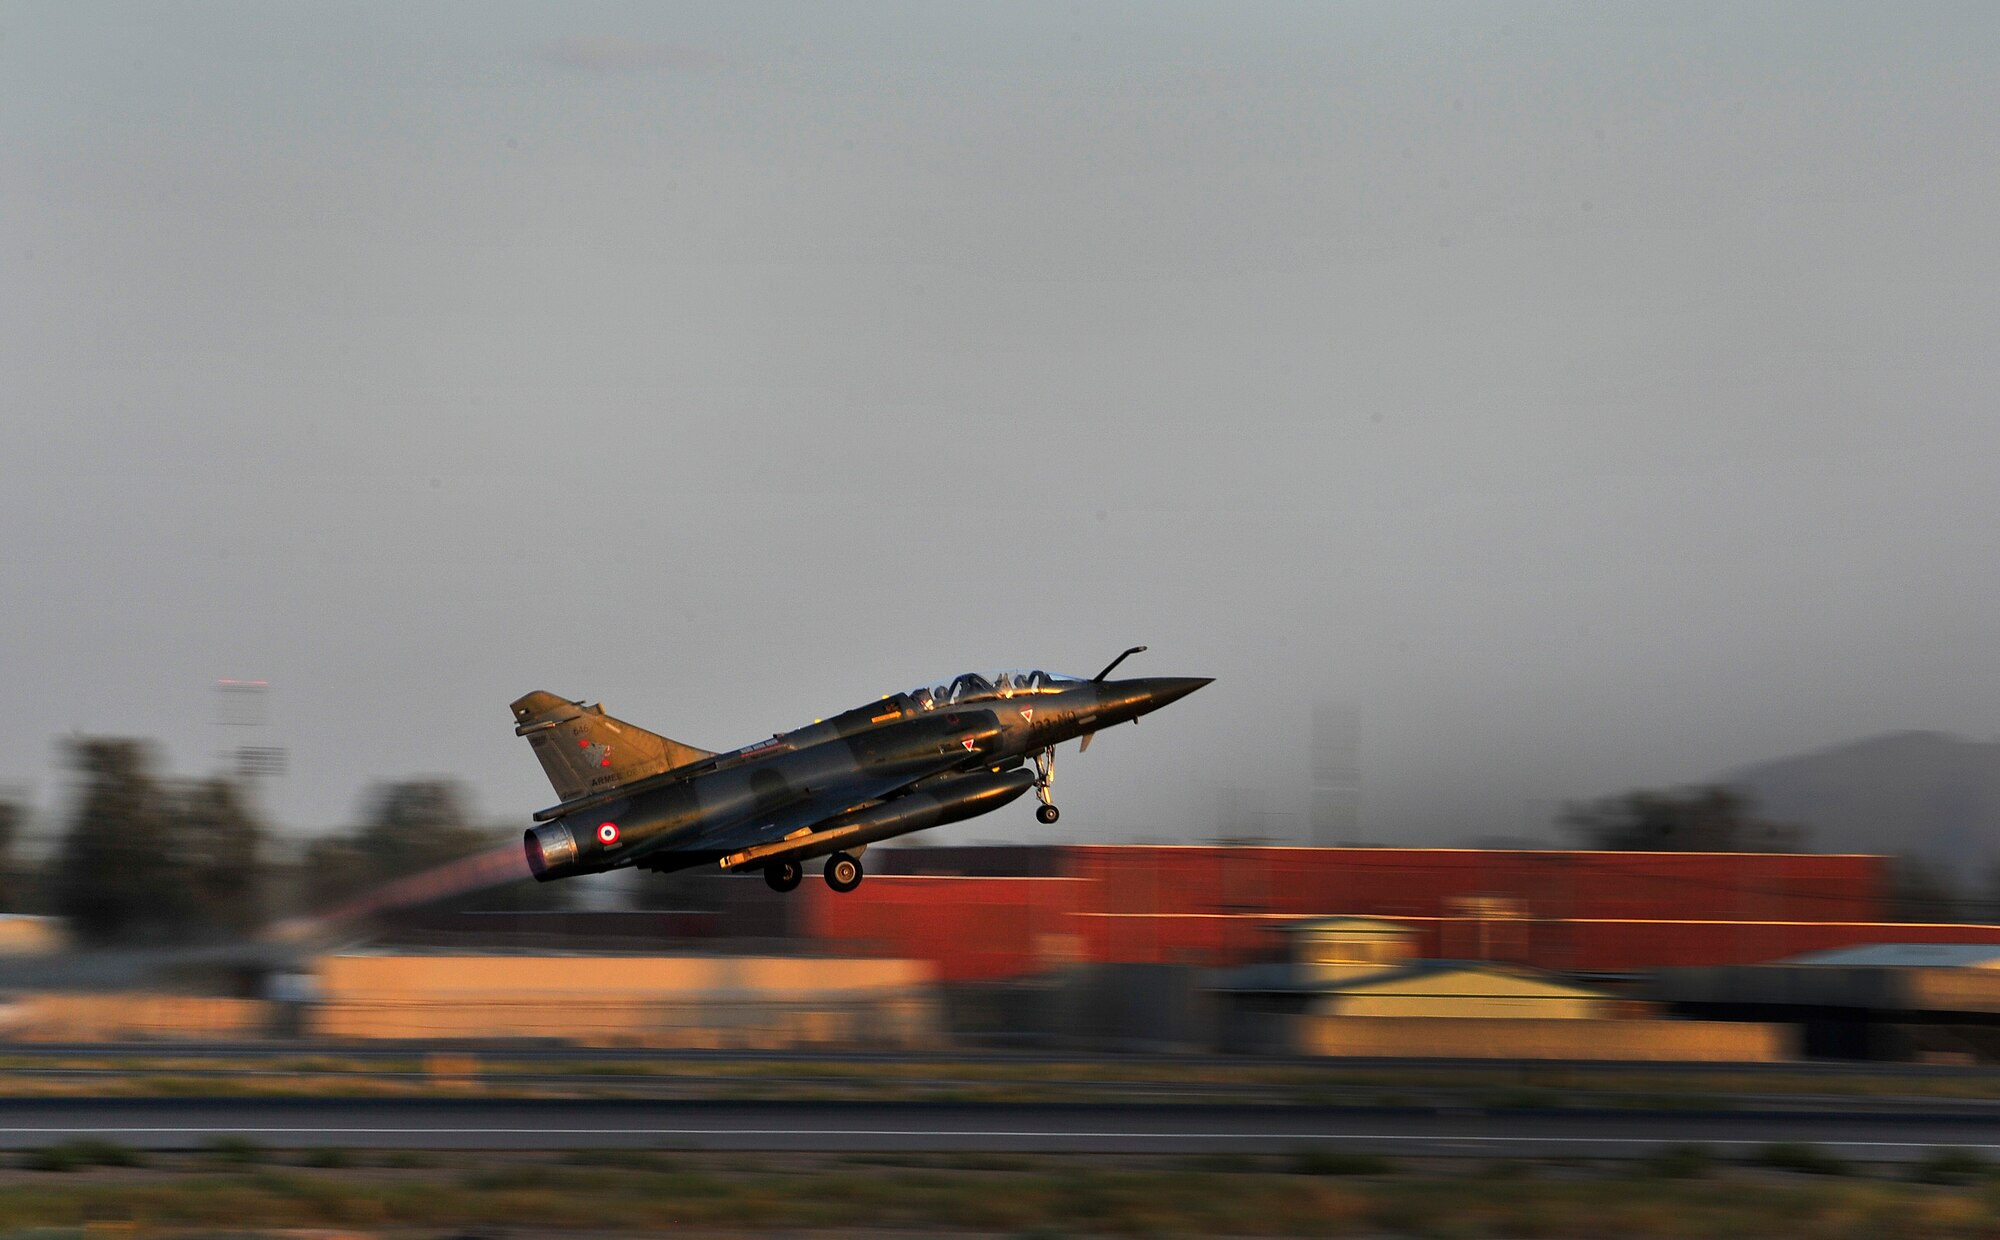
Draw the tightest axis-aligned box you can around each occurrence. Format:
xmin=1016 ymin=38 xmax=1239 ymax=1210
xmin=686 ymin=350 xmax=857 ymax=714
xmin=509 ymin=691 xmax=715 ymax=802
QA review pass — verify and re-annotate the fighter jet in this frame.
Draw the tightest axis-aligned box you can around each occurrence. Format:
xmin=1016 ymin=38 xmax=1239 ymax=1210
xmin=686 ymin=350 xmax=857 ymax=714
xmin=517 ymin=647 xmax=1209 ymax=893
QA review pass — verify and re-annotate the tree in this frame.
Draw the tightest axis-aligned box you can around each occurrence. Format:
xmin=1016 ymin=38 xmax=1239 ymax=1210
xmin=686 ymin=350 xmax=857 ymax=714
xmin=353 ymin=779 xmax=490 ymax=881
xmin=52 ymin=738 xmax=180 ymax=943
xmin=1889 ymin=855 xmax=1963 ymax=923
xmin=297 ymin=835 xmax=373 ymax=915
xmin=49 ymin=738 xmax=270 ymax=944
xmin=304 ymin=779 xmax=483 ymax=909
xmin=303 ymin=779 xmax=560 ymax=915
xmin=1562 ymin=785 xmax=1805 ymax=853
xmin=169 ymin=777 xmax=265 ymax=936
xmin=0 ymin=798 xmax=21 ymax=912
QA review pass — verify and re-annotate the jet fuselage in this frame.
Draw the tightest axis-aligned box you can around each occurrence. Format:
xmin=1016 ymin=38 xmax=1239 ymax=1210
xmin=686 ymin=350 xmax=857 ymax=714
xmin=523 ymin=675 xmax=1209 ymax=882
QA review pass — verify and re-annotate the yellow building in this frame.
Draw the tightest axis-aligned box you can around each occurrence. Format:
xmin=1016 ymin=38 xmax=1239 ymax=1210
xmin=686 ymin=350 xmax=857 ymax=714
xmin=1287 ymin=916 xmax=1418 ymax=983
xmin=308 ymin=953 xmax=943 ymax=1048
xmin=1281 ymin=917 xmax=1621 ymax=1018
xmin=1215 ymin=913 xmax=1787 ymax=1059
xmin=0 ymin=915 xmax=63 ymax=956
xmin=1297 ymin=1014 xmax=1788 ymax=1060
xmin=0 ymin=994 xmax=270 ymax=1041
xmin=1309 ymin=961 xmax=1621 ymax=1020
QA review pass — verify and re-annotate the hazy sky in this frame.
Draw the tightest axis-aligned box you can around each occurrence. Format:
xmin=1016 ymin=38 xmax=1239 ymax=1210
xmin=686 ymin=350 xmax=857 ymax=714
xmin=4 ymin=2 xmax=1998 ymax=847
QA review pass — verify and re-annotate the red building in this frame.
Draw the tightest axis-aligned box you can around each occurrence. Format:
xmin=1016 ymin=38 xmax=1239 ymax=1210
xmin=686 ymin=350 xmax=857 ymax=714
xmin=800 ymin=845 xmax=2000 ymax=981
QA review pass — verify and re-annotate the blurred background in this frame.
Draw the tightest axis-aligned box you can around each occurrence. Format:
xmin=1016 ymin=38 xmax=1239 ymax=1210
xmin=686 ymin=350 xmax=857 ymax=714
xmin=2 ymin=1 xmax=2000 ymax=1062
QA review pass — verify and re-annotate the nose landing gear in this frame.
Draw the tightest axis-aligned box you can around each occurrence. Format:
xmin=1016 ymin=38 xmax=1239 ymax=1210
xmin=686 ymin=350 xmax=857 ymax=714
xmin=764 ymin=859 xmax=803 ymax=892
xmin=1032 ymin=747 xmax=1060 ymax=824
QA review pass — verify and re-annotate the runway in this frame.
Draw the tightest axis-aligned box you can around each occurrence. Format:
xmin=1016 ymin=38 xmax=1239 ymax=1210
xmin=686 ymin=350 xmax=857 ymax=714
xmin=6 ymin=1098 xmax=2000 ymax=1158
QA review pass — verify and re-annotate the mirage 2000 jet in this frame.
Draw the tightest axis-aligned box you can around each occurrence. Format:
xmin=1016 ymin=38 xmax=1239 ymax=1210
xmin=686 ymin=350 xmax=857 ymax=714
xmin=517 ymin=648 xmax=1209 ymax=893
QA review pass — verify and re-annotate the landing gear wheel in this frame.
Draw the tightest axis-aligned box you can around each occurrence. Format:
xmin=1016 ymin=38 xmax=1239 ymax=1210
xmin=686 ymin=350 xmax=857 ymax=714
xmin=824 ymin=852 xmax=864 ymax=893
xmin=1031 ymin=746 xmax=1059 ymax=824
xmin=764 ymin=860 xmax=802 ymax=893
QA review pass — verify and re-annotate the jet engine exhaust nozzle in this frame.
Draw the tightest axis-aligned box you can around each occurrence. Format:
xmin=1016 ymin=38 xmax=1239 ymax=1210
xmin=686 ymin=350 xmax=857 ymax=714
xmin=524 ymin=822 xmax=579 ymax=881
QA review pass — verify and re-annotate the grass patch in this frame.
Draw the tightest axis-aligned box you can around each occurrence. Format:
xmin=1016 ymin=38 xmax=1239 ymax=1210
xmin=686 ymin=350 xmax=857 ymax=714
xmin=930 ymin=1152 xmax=1038 ymax=1172
xmin=1477 ymin=1156 xmax=1536 ymax=1180
xmin=1195 ymin=1152 xmax=1262 ymax=1174
xmin=19 ymin=1139 xmax=145 ymax=1172
xmin=16 ymin=1052 xmax=2000 ymax=1112
xmin=1485 ymin=1086 xmax=1561 ymax=1109
xmin=562 ymin=1148 xmax=675 ymax=1171
xmin=1754 ymin=1142 xmax=1851 ymax=1176
xmin=296 ymin=1147 xmax=353 ymax=1169
xmin=0 ymin=1152 xmax=1988 ymax=1236
xmin=1911 ymin=1147 xmax=1990 ymax=1186
xmin=201 ymin=1136 xmax=265 ymax=1166
xmin=1637 ymin=1143 xmax=1714 ymax=1179
xmin=379 ymin=1150 xmax=432 ymax=1169
xmin=460 ymin=1166 xmax=542 ymax=1192
xmin=1288 ymin=1146 xmax=1392 ymax=1176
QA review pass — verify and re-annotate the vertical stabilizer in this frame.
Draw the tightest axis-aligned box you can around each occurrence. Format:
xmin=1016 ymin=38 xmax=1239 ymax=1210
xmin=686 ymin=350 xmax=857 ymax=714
xmin=509 ymin=691 xmax=714 ymax=802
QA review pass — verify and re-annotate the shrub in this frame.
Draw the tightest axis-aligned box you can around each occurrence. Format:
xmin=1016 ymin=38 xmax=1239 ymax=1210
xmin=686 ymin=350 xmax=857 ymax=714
xmin=1910 ymin=1146 xmax=1988 ymax=1185
xmin=1195 ymin=1152 xmax=1259 ymax=1174
xmin=382 ymin=1150 xmax=433 ymax=1169
xmin=68 ymin=1138 xmax=142 ymax=1168
xmin=1639 ymin=1144 xmax=1713 ymax=1179
xmin=21 ymin=1145 xmax=80 ymax=1172
xmin=203 ymin=1135 xmax=265 ymax=1165
xmin=1754 ymin=1142 xmax=1849 ymax=1176
xmin=1487 ymin=1087 xmax=1559 ymax=1110
xmin=299 ymin=1147 xmax=352 ymax=1169
xmin=1290 ymin=1147 xmax=1392 ymax=1176
xmin=20 ymin=1139 xmax=144 ymax=1171
xmin=568 ymin=1148 xmax=675 ymax=1171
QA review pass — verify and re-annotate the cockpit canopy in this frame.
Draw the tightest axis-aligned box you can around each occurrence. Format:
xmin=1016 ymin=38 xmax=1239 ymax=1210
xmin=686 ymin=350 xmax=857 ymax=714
xmin=907 ymin=669 xmax=1086 ymax=710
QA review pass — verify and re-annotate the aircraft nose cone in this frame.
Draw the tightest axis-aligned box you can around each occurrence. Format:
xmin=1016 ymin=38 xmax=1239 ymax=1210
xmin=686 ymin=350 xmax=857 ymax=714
xmin=1130 ymin=676 xmax=1214 ymax=713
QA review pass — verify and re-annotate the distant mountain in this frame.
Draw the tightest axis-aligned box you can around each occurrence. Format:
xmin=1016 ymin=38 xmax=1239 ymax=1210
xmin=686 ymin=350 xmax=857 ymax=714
xmin=1726 ymin=731 xmax=2000 ymax=867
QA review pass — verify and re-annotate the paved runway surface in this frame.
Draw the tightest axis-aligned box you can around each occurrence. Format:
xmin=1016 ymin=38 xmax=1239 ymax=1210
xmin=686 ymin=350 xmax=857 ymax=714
xmin=6 ymin=1099 xmax=2000 ymax=1158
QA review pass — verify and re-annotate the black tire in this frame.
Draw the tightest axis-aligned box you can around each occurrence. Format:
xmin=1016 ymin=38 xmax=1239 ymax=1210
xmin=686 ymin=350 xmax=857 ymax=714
xmin=764 ymin=860 xmax=803 ymax=892
xmin=824 ymin=852 xmax=864 ymax=893
xmin=1036 ymin=804 xmax=1060 ymax=825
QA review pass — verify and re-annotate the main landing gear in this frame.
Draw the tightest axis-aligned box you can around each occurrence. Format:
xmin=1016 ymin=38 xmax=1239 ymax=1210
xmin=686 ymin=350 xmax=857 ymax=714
xmin=1032 ymin=747 xmax=1060 ymax=825
xmin=824 ymin=851 xmax=864 ymax=893
xmin=764 ymin=852 xmax=865 ymax=894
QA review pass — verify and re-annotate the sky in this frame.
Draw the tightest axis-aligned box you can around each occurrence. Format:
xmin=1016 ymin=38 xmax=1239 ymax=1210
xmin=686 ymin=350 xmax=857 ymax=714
xmin=3 ymin=2 xmax=1998 ymax=849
